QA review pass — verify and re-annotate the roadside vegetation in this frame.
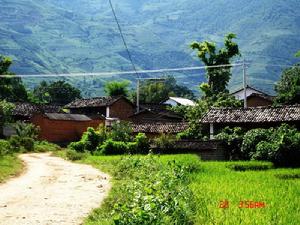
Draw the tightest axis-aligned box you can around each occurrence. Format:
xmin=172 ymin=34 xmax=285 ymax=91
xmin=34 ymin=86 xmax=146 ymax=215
xmin=56 ymin=152 xmax=300 ymax=225
xmin=0 ymin=154 xmax=23 ymax=183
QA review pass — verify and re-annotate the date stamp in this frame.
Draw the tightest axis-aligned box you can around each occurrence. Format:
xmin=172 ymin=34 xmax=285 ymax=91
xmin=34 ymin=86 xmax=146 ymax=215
xmin=219 ymin=200 xmax=266 ymax=209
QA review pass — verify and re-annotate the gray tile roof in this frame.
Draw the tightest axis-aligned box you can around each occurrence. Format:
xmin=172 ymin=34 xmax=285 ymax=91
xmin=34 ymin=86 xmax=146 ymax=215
xmin=45 ymin=113 xmax=92 ymax=121
xmin=201 ymin=105 xmax=300 ymax=124
xmin=64 ymin=96 xmax=126 ymax=109
xmin=132 ymin=122 xmax=188 ymax=134
xmin=12 ymin=103 xmax=61 ymax=118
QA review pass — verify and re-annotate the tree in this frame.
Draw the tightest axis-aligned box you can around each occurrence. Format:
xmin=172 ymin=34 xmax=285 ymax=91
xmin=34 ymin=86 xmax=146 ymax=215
xmin=104 ymin=80 xmax=131 ymax=97
xmin=190 ymin=33 xmax=240 ymax=96
xmin=33 ymin=80 xmax=81 ymax=105
xmin=0 ymin=55 xmax=28 ymax=102
xmin=133 ymin=75 xmax=195 ymax=104
xmin=274 ymin=64 xmax=300 ymax=105
xmin=295 ymin=50 xmax=300 ymax=58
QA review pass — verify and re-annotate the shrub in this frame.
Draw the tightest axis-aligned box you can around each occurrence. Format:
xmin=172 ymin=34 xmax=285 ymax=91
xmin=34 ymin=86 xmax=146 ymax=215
xmin=20 ymin=137 xmax=35 ymax=152
xmin=0 ymin=139 xmax=11 ymax=156
xmin=153 ymin=134 xmax=176 ymax=153
xmin=66 ymin=149 xmax=87 ymax=161
xmin=14 ymin=122 xmax=40 ymax=140
xmin=134 ymin=133 xmax=149 ymax=154
xmin=111 ymin=156 xmax=195 ymax=225
xmin=34 ymin=141 xmax=61 ymax=152
xmin=110 ymin=121 xmax=133 ymax=142
xmin=68 ymin=140 xmax=85 ymax=152
xmin=241 ymin=128 xmax=273 ymax=160
xmin=98 ymin=139 xmax=129 ymax=155
xmin=216 ymin=127 xmax=245 ymax=160
xmin=9 ymin=135 xmax=24 ymax=152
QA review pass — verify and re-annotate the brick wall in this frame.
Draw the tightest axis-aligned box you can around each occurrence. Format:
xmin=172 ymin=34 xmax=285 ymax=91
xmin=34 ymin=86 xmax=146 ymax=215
xmin=110 ymin=98 xmax=135 ymax=120
xmin=31 ymin=115 xmax=104 ymax=143
xmin=152 ymin=140 xmax=226 ymax=161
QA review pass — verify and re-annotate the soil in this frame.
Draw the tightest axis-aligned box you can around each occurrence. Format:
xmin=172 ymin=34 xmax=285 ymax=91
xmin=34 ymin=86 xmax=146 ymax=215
xmin=0 ymin=153 xmax=110 ymax=225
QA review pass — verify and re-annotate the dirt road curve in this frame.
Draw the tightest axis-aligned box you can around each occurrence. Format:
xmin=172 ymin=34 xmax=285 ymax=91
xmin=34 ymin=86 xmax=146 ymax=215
xmin=0 ymin=153 xmax=110 ymax=225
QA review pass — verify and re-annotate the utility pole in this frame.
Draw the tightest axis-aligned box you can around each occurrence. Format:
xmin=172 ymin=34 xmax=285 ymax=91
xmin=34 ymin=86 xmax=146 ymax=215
xmin=136 ymin=78 xmax=140 ymax=113
xmin=243 ymin=58 xmax=247 ymax=108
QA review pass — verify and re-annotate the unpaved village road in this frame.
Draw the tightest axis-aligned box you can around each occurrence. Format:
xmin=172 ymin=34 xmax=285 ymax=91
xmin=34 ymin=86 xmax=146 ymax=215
xmin=0 ymin=153 xmax=110 ymax=225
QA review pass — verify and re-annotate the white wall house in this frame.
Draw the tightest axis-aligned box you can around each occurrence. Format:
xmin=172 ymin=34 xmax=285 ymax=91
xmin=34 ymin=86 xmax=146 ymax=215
xmin=163 ymin=97 xmax=196 ymax=107
xmin=231 ymin=85 xmax=267 ymax=100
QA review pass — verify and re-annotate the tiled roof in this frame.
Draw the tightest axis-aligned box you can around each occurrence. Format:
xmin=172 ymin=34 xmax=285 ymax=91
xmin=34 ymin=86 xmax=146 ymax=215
xmin=132 ymin=122 xmax=188 ymax=134
xmin=65 ymin=96 xmax=127 ymax=109
xmin=131 ymin=104 xmax=183 ymax=120
xmin=12 ymin=103 xmax=61 ymax=118
xmin=45 ymin=113 xmax=92 ymax=121
xmin=201 ymin=105 xmax=300 ymax=124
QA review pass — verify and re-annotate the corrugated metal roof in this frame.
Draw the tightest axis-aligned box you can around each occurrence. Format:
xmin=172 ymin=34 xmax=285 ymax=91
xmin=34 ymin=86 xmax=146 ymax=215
xmin=201 ymin=105 xmax=300 ymax=124
xmin=45 ymin=113 xmax=92 ymax=121
xmin=168 ymin=97 xmax=196 ymax=106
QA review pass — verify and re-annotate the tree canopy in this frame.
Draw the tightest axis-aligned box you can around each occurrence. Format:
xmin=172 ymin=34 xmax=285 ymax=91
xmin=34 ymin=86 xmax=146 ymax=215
xmin=191 ymin=33 xmax=240 ymax=96
xmin=274 ymin=64 xmax=300 ymax=105
xmin=134 ymin=76 xmax=195 ymax=104
xmin=32 ymin=80 xmax=81 ymax=105
xmin=0 ymin=55 xmax=28 ymax=102
xmin=104 ymin=80 xmax=131 ymax=97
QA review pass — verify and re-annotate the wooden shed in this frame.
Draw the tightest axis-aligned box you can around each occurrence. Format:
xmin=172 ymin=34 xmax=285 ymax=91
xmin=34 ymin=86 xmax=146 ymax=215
xmin=31 ymin=113 xmax=105 ymax=143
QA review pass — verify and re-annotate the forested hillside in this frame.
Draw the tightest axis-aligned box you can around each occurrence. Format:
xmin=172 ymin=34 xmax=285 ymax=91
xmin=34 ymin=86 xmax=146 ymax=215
xmin=0 ymin=0 xmax=300 ymax=96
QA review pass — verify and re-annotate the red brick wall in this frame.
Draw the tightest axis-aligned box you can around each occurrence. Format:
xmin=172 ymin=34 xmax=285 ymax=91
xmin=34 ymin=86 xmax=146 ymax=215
xmin=110 ymin=98 xmax=135 ymax=120
xmin=31 ymin=115 xmax=104 ymax=143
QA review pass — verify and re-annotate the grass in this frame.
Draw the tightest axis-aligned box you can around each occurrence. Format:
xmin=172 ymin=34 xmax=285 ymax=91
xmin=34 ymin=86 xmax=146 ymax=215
xmin=0 ymin=154 xmax=23 ymax=183
xmin=56 ymin=151 xmax=300 ymax=225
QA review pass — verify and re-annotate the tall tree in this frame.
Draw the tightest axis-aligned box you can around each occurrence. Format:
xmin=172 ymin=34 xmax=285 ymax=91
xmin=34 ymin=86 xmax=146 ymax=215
xmin=33 ymin=80 xmax=81 ymax=105
xmin=190 ymin=33 xmax=240 ymax=96
xmin=104 ymin=80 xmax=131 ymax=97
xmin=0 ymin=55 xmax=28 ymax=102
xmin=275 ymin=64 xmax=300 ymax=105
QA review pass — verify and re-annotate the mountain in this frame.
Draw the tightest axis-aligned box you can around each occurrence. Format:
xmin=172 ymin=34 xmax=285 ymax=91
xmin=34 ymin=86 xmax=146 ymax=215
xmin=0 ymin=0 xmax=300 ymax=96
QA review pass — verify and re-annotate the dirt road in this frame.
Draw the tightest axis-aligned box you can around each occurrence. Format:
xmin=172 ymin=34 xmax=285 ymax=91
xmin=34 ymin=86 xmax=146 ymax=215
xmin=0 ymin=153 xmax=110 ymax=225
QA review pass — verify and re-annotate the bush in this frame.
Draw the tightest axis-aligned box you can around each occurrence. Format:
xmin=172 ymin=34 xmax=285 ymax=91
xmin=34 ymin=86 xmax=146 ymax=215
xmin=14 ymin=122 xmax=40 ymax=140
xmin=97 ymin=139 xmax=129 ymax=155
xmin=241 ymin=128 xmax=273 ymax=160
xmin=110 ymin=121 xmax=133 ymax=142
xmin=134 ymin=133 xmax=149 ymax=154
xmin=66 ymin=149 xmax=87 ymax=161
xmin=20 ymin=137 xmax=35 ymax=151
xmin=34 ymin=141 xmax=61 ymax=152
xmin=0 ymin=139 xmax=11 ymax=156
xmin=68 ymin=140 xmax=85 ymax=152
xmin=216 ymin=127 xmax=245 ymax=160
xmin=153 ymin=134 xmax=176 ymax=153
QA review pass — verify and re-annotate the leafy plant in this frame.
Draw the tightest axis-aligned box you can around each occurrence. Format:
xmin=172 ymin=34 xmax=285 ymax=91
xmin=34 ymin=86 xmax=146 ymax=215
xmin=153 ymin=134 xmax=176 ymax=153
xmin=110 ymin=121 xmax=133 ymax=142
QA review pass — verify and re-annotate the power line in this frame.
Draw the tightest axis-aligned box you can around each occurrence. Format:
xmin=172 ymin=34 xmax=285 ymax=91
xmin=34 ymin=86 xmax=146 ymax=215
xmin=0 ymin=63 xmax=243 ymax=78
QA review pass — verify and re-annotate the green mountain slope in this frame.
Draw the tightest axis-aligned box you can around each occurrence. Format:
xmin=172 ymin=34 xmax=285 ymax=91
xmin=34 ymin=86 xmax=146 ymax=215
xmin=0 ymin=0 xmax=300 ymax=96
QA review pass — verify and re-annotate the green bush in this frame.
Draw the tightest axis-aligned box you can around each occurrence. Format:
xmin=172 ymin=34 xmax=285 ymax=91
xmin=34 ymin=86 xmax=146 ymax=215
xmin=134 ymin=133 xmax=150 ymax=154
xmin=98 ymin=139 xmax=129 ymax=155
xmin=9 ymin=135 xmax=24 ymax=152
xmin=241 ymin=128 xmax=273 ymax=160
xmin=66 ymin=149 xmax=87 ymax=161
xmin=111 ymin=156 xmax=195 ymax=225
xmin=0 ymin=139 xmax=11 ymax=156
xmin=20 ymin=137 xmax=35 ymax=151
xmin=216 ymin=127 xmax=245 ymax=160
xmin=34 ymin=141 xmax=61 ymax=152
xmin=153 ymin=134 xmax=176 ymax=153
xmin=110 ymin=121 xmax=133 ymax=142
xmin=68 ymin=140 xmax=85 ymax=152
xmin=14 ymin=121 xmax=40 ymax=140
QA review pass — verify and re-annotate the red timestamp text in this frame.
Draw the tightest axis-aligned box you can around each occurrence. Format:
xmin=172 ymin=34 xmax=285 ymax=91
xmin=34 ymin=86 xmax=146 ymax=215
xmin=219 ymin=200 xmax=266 ymax=209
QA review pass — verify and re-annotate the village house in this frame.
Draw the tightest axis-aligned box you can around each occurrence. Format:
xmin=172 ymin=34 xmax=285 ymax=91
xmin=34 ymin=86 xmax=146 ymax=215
xmin=231 ymin=85 xmax=274 ymax=107
xmin=201 ymin=105 xmax=300 ymax=139
xmin=129 ymin=104 xmax=183 ymax=123
xmin=64 ymin=96 xmax=135 ymax=120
